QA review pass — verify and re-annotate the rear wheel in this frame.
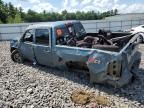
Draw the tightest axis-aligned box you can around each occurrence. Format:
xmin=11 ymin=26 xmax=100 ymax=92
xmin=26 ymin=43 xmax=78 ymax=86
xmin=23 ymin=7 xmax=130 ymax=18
xmin=11 ymin=49 xmax=24 ymax=63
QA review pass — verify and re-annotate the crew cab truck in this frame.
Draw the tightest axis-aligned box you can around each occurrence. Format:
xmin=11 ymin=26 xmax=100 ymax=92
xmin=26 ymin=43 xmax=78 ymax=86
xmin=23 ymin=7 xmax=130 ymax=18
xmin=10 ymin=20 xmax=142 ymax=87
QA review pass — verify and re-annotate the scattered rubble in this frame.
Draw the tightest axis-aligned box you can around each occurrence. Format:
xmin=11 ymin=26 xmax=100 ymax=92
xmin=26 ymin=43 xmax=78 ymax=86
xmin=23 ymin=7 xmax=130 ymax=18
xmin=71 ymin=90 xmax=111 ymax=106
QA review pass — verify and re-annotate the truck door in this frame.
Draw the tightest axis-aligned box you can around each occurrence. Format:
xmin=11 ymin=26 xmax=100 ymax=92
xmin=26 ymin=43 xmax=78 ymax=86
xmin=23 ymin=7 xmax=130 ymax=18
xmin=34 ymin=28 xmax=53 ymax=66
xmin=19 ymin=29 xmax=35 ymax=61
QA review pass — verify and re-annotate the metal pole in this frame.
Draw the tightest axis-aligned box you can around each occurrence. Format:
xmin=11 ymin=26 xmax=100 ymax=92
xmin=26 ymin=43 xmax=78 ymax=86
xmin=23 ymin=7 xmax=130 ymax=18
xmin=20 ymin=25 xmax=22 ymax=34
xmin=121 ymin=20 xmax=122 ymax=31
xmin=0 ymin=32 xmax=1 ymax=41
xmin=131 ymin=20 xmax=133 ymax=28
xmin=109 ymin=21 xmax=111 ymax=31
xmin=96 ymin=22 xmax=97 ymax=32
xmin=139 ymin=19 xmax=141 ymax=25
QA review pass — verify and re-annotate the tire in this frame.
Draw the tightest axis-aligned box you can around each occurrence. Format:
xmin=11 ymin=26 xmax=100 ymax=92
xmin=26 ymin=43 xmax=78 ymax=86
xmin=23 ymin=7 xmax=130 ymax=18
xmin=11 ymin=49 xmax=24 ymax=63
xmin=92 ymin=45 xmax=120 ymax=52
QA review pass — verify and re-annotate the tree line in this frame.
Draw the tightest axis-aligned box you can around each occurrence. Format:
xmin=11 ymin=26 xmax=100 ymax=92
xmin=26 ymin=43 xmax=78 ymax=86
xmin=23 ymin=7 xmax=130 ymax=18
xmin=0 ymin=0 xmax=118 ymax=24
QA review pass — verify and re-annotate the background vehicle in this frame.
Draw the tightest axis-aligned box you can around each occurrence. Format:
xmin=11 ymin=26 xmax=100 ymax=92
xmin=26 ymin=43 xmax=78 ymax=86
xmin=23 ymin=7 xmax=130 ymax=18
xmin=10 ymin=20 xmax=142 ymax=87
xmin=129 ymin=25 xmax=144 ymax=42
xmin=130 ymin=25 xmax=144 ymax=33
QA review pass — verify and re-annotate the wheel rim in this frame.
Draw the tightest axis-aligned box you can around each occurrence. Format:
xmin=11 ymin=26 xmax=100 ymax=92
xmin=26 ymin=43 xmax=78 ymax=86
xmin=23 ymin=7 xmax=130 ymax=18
xmin=14 ymin=53 xmax=22 ymax=63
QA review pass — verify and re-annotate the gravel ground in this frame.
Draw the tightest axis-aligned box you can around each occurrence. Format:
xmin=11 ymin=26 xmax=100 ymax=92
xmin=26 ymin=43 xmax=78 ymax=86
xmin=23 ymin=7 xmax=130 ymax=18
xmin=0 ymin=41 xmax=144 ymax=108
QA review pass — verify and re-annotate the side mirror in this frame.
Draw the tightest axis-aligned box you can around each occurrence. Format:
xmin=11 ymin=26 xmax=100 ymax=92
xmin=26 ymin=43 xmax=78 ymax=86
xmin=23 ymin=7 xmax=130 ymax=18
xmin=26 ymin=33 xmax=33 ymax=38
xmin=23 ymin=33 xmax=33 ymax=42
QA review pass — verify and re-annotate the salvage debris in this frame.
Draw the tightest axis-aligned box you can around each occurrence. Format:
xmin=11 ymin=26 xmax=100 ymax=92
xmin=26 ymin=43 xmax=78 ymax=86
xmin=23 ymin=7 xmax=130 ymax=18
xmin=71 ymin=90 xmax=91 ymax=105
xmin=71 ymin=90 xmax=111 ymax=106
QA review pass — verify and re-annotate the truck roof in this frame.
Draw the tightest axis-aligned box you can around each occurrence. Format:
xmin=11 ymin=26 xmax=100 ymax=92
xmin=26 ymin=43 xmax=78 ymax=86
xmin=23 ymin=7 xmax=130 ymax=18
xmin=26 ymin=20 xmax=80 ymax=30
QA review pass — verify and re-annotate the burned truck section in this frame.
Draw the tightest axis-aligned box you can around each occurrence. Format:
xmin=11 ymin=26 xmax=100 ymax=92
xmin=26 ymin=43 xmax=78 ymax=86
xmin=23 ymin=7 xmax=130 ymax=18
xmin=56 ymin=23 xmax=132 ymax=52
xmin=56 ymin=24 xmax=131 ymax=64
xmin=54 ymin=22 xmax=141 ymax=87
xmin=10 ymin=21 xmax=142 ymax=87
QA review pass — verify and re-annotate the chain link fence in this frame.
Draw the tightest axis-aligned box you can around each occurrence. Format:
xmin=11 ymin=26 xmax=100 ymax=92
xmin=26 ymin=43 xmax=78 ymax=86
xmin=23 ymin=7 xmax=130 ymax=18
xmin=0 ymin=19 xmax=144 ymax=40
xmin=82 ymin=19 xmax=144 ymax=33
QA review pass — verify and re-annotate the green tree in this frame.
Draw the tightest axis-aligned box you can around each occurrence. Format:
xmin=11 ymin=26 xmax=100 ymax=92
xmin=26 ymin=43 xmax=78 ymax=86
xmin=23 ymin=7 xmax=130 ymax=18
xmin=24 ymin=9 xmax=41 ymax=22
xmin=0 ymin=0 xmax=119 ymax=23
xmin=0 ymin=0 xmax=7 ymax=23
xmin=8 ymin=2 xmax=16 ymax=18
xmin=0 ymin=19 xmax=2 ymax=23
xmin=14 ymin=13 xmax=22 ymax=23
xmin=110 ymin=10 xmax=114 ymax=16
xmin=114 ymin=9 xmax=118 ymax=15
xmin=7 ymin=16 xmax=14 ymax=23
xmin=19 ymin=7 xmax=25 ymax=19
xmin=62 ymin=10 xmax=68 ymax=20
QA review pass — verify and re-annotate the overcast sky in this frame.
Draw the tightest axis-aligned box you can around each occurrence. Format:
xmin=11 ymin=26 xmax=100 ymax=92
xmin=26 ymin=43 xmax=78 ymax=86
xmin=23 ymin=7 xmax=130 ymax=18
xmin=3 ymin=0 xmax=144 ymax=13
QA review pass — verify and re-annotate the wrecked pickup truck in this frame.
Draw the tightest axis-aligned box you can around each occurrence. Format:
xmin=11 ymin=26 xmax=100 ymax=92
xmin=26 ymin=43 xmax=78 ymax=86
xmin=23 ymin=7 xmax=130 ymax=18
xmin=10 ymin=20 xmax=143 ymax=87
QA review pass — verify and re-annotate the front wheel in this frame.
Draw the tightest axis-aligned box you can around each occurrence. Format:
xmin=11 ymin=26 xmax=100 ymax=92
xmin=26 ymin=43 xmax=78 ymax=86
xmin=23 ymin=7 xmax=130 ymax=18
xmin=11 ymin=49 xmax=24 ymax=63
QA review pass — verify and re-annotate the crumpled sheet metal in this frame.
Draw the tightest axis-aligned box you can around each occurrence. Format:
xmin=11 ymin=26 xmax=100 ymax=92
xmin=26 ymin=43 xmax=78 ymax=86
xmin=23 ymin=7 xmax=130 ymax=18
xmin=54 ymin=46 xmax=134 ymax=87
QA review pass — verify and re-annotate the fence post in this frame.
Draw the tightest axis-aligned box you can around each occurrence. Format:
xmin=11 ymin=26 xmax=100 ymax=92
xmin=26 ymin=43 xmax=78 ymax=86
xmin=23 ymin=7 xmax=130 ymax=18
xmin=20 ymin=25 xmax=22 ymax=35
xmin=96 ymin=22 xmax=97 ymax=32
xmin=0 ymin=32 xmax=1 ymax=41
xmin=121 ymin=20 xmax=122 ymax=31
xmin=109 ymin=21 xmax=111 ymax=31
xmin=139 ymin=19 xmax=141 ymax=25
xmin=131 ymin=20 xmax=133 ymax=28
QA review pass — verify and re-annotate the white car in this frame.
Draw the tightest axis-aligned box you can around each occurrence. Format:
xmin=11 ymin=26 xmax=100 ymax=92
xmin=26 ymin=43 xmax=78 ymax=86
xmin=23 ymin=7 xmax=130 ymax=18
xmin=130 ymin=25 xmax=144 ymax=34
xmin=130 ymin=25 xmax=144 ymax=43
